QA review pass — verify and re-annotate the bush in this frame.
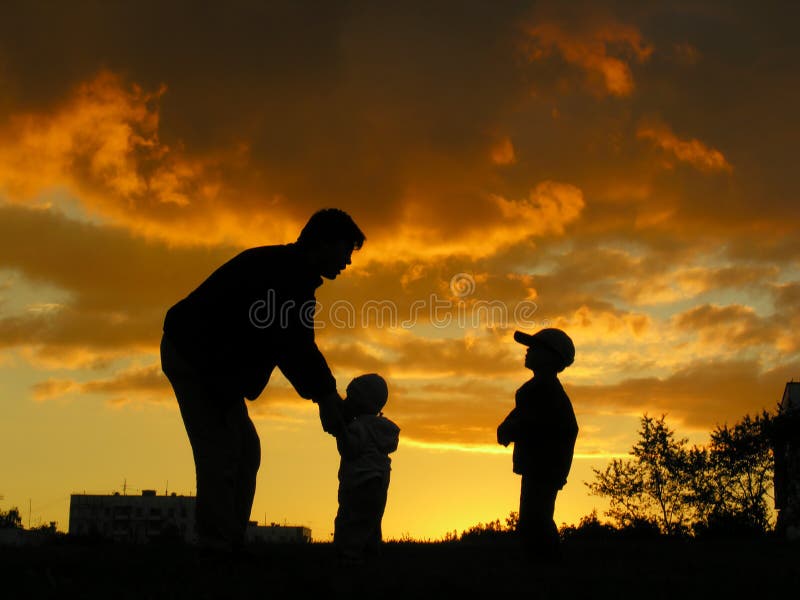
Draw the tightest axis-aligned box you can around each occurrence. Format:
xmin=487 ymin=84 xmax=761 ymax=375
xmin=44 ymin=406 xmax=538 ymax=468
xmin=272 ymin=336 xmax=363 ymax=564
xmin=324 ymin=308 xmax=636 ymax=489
xmin=693 ymin=512 xmax=769 ymax=540
xmin=560 ymin=511 xmax=663 ymax=542
xmin=560 ymin=511 xmax=618 ymax=542
xmin=0 ymin=508 xmax=22 ymax=529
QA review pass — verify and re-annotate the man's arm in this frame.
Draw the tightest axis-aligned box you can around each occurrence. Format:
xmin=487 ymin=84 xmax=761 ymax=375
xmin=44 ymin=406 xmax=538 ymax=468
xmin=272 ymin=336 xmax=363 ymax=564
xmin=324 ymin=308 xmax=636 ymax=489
xmin=274 ymin=297 xmax=342 ymax=435
xmin=314 ymin=390 xmax=346 ymax=437
xmin=269 ymin=267 xmax=350 ymax=434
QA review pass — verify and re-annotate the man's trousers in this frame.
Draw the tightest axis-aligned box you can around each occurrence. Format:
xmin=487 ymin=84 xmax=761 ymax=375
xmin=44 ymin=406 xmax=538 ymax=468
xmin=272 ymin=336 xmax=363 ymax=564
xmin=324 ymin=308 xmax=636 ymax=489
xmin=161 ymin=334 xmax=261 ymax=551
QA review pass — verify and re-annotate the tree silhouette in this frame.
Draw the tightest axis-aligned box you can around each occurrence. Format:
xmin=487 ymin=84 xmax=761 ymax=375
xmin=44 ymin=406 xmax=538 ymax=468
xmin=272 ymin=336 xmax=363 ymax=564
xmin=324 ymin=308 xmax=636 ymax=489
xmin=587 ymin=412 xmax=776 ymax=536
xmin=0 ymin=507 xmax=22 ymax=529
xmin=588 ymin=414 xmax=697 ymax=534
xmin=698 ymin=411 xmax=774 ymax=533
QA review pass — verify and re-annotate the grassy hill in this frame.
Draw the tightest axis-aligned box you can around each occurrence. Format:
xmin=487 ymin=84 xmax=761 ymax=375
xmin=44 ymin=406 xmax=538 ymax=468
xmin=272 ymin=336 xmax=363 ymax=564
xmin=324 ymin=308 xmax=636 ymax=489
xmin=2 ymin=535 xmax=799 ymax=599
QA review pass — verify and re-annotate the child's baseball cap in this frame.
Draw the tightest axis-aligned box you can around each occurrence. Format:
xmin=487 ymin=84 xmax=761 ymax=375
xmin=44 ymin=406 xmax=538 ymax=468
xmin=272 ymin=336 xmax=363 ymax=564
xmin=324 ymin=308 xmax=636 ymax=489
xmin=514 ymin=328 xmax=575 ymax=371
xmin=346 ymin=373 xmax=389 ymax=414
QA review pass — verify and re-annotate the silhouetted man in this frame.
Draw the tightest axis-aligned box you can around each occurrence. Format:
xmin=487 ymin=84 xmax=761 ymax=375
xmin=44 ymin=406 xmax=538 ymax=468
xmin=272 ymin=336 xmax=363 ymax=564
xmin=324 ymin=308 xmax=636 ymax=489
xmin=160 ymin=208 xmax=365 ymax=553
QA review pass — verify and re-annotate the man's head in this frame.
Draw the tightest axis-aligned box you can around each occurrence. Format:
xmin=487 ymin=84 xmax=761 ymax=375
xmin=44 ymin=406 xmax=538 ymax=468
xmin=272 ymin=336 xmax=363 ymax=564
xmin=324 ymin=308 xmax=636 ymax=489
xmin=297 ymin=208 xmax=366 ymax=280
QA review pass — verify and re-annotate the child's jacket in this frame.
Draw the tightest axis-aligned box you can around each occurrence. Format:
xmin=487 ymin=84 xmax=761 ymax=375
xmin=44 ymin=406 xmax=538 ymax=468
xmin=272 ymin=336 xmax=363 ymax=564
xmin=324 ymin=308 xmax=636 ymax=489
xmin=337 ymin=415 xmax=400 ymax=488
xmin=497 ymin=375 xmax=578 ymax=488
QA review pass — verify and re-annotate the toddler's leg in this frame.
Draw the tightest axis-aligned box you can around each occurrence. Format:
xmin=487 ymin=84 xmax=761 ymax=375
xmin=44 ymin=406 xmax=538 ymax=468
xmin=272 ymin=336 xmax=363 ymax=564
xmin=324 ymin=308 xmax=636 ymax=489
xmin=334 ymin=477 xmax=386 ymax=563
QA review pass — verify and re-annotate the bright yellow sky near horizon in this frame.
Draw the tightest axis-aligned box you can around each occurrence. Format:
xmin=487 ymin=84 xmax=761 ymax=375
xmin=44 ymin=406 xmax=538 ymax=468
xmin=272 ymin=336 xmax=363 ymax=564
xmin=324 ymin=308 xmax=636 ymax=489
xmin=1 ymin=1 xmax=799 ymax=541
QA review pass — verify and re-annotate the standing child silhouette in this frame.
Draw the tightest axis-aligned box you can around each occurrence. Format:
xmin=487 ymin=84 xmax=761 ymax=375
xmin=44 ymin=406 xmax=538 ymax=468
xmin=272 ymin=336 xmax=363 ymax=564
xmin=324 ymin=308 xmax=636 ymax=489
xmin=497 ymin=328 xmax=578 ymax=561
xmin=334 ymin=373 xmax=400 ymax=564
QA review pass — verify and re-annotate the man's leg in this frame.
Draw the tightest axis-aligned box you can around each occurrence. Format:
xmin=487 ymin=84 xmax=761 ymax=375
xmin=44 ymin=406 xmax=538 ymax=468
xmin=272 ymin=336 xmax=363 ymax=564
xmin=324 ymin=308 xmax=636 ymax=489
xmin=161 ymin=334 xmax=260 ymax=551
xmin=232 ymin=405 xmax=260 ymax=549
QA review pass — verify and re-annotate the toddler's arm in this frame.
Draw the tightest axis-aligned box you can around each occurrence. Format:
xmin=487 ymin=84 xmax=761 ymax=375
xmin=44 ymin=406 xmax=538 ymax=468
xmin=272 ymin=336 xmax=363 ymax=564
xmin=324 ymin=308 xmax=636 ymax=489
xmin=335 ymin=422 xmax=363 ymax=459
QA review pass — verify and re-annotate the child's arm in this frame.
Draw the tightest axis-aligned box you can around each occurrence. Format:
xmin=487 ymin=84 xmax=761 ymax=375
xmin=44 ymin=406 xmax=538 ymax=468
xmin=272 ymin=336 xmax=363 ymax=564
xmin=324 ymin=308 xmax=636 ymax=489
xmin=497 ymin=408 xmax=520 ymax=447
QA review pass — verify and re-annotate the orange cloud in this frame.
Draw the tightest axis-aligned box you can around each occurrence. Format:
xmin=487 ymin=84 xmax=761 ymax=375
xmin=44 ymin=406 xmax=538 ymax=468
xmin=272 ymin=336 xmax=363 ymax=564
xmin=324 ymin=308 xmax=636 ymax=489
xmin=637 ymin=119 xmax=733 ymax=173
xmin=361 ymin=180 xmax=584 ymax=261
xmin=522 ymin=20 xmax=652 ymax=96
xmin=490 ymin=136 xmax=516 ymax=165
xmin=0 ymin=71 xmax=166 ymax=201
xmin=614 ymin=263 xmax=778 ymax=307
xmin=0 ymin=71 xmax=301 ymax=248
xmin=31 ymin=378 xmax=80 ymax=402
xmin=672 ymin=303 xmax=799 ymax=355
xmin=570 ymin=358 xmax=797 ymax=431
xmin=0 ymin=68 xmax=587 ymax=263
xmin=31 ymin=363 xmax=171 ymax=407
xmin=676 ymin=265 xmax=780 ymax=295
xmin=491 ymin=180 xmax=585 ymax=235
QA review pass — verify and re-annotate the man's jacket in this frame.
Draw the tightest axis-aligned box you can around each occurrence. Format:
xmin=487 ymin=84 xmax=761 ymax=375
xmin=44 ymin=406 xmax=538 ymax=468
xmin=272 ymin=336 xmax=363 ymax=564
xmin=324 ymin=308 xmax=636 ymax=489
xmin=163 ymin=243 xmax=336 ymax=401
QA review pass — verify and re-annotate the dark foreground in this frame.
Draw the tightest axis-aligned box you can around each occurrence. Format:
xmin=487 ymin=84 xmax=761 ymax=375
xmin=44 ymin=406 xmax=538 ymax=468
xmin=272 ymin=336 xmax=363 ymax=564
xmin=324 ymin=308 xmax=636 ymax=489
xmin=3 ymin=537 xmax=799 ymax=599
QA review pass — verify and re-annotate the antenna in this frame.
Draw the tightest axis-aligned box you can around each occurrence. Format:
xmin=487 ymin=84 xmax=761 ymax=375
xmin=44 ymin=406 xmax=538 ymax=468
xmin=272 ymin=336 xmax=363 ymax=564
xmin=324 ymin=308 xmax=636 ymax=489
xmin=165 ymin=481 xmax=169 ymax=496
xmin=123 ymin=479 xmax=127 ymax=496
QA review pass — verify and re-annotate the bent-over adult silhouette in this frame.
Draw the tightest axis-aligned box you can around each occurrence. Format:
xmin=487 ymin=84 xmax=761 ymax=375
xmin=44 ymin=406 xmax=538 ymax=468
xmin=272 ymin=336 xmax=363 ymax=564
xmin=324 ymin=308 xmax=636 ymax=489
xmin=160 ymin=208 xmax=365 ymax=553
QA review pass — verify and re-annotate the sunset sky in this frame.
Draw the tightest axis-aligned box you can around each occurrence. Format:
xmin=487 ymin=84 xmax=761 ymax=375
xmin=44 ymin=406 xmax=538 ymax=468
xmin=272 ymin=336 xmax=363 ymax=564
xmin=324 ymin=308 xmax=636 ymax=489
xmin=1 ymin=1 xmax=798 ymax=541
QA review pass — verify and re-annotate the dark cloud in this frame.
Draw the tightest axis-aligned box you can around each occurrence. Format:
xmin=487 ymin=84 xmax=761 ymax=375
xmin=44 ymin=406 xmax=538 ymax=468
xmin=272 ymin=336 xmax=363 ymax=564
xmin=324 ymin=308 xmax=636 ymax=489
xmin=570 ymin=358 xmax=799 ymax=430
xmin=672 ymin=304 xmax=776 ymax=350
xmin=0 ymin=204 xmax=238 ymax=357
xmin=2 ymin=0 xmax=796 ymax=246
xmin=0 ymin=0 xmax=535 ymax=232
xmin=0 ymin=204 xmax=236 ymax=311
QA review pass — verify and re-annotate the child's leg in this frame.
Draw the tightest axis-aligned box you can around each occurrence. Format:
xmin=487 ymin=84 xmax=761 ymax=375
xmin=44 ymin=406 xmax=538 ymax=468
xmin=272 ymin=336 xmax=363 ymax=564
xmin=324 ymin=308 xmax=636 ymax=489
xmin=334 ymin=477 xmax=386 ymax=562
xmin=518 ymin=475 xmax=560 ymax=558
xmin=365 ymin=473 xmax=390 ymax=556
xmin=334 ymin=484 xmax=358 ymax=560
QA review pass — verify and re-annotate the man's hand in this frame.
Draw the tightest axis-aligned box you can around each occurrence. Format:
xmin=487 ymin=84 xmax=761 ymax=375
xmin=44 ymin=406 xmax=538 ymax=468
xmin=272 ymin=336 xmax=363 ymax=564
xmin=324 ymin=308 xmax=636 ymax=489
xmin=315 ymin=391 xmax=345 ymax=437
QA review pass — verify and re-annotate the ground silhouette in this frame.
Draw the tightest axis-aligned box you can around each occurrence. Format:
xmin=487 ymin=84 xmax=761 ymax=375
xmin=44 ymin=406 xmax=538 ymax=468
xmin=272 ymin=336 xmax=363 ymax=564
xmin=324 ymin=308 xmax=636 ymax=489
xmin=3 ymin=535 xmax=799 ymax=599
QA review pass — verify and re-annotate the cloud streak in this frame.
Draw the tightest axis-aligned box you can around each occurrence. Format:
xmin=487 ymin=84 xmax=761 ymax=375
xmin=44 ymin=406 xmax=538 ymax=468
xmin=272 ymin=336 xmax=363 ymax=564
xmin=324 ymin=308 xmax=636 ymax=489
xmin=637 ymin=119 xmax=732 ymax=172
xmin=522 ymin=18 xmax=652 ymax=96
